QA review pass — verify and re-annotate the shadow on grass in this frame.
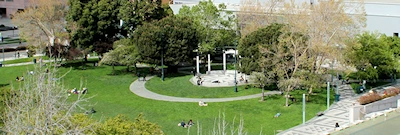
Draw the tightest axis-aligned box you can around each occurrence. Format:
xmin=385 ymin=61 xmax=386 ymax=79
xmin=265 ymin=94 xmax=281 ymax=100
xmin=0 ymin=83 xmax=9 ymax=88
xmin=60 ymin=59 xmax=101 ymax=70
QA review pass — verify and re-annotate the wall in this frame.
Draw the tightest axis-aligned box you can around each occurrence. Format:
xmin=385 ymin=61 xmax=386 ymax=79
xmin=0 ymin=0 xmax=30 ymax=18
xmin=349 ymin=94 xmax=400 ymax=123
xmin=364 ymin=94 xmax=400 ymax=114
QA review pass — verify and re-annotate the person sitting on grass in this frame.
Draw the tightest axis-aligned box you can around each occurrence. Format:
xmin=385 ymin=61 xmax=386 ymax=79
xmin=188 ymin=119 xmax=194 ymax=127
xmin=81 ymin=88 xmax=88 ymax=94
xmin=198 ymin=101 xmax=208 ymax=106
xmin=16 ymin=76 xmax=19 ymax=81
xmin=180 ymin=120 xmax=186 ymax=128
xmin=70 ymin=88 xmax=78 ymax=94
xmin=274 ymin=113 xmax=281 ymax=118
xmin=20 ymin=76 xmax=24 ymax=81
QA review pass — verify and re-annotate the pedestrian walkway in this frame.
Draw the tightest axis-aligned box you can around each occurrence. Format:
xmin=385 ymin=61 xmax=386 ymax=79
xmin=129 ymin=76 xmax=281 ymax=102
xmin=278 ymin=80 xmax=400 ymax=135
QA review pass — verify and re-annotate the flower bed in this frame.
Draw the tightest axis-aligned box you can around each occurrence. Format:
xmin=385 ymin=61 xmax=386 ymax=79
xmin=358 ymin=87 xmax=400 ymax=105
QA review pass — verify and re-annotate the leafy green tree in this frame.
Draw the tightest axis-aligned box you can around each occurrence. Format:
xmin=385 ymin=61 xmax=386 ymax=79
xmin=238 ymin=23 xmax=284 ymax=75
xmin=345 ymin=32 xmax=399 ymax=80
xmin=67 ymin=0 xmax=123 ymax=58
xmin=118 ymin=0 xmax=172 ymax=37
xmin=177 ymin=0 xmax=236 ymax=54
xmin=96 ymin=114 xmax=163 ymax=135
xmin=134 ymin=16 xmax=198 ymax=72
xmin=100 ymin=39 xmax=139 ymax=74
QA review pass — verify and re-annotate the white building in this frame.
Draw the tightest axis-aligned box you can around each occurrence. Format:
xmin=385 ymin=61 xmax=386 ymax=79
xmin=170 ymin=0 xmax=400 ymax=36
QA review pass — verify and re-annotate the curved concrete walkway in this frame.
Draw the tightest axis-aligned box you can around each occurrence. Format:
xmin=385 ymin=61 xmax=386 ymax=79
xmin=129 ymin=76 xmax=280 ymax=102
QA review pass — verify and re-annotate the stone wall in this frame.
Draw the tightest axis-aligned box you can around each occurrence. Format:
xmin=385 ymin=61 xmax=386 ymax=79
xmin=349 ymin=94 xmax=400 ymax=123
xmin=364 ymin=94 xmax=400 ymax=114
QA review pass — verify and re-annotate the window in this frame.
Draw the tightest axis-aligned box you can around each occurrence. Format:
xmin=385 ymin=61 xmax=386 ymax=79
xmin=394 ymin=33 xmax=399 ymax=37
xmin=6 ymin=0 xmax=13 ymax=1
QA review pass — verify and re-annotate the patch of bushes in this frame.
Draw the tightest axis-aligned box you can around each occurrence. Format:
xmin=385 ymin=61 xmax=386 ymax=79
xmin=358 ymin=93 xmax=382 ymax=105
xmin=382 ymin=87 xmax=400 ymax=98
xmin=2 ymin=48 xmax=16 ymax=52
xmin=358 ymin=87 xmax=400 ymax=105
xmin=0 ymin=46 xmax=27 ymax=52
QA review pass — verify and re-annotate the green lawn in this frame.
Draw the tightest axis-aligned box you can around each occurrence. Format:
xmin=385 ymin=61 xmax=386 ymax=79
xmin=0 ymin=62 xmax=330 ymax=135
xmin=146 ymin=75 xmax=263 ymax=98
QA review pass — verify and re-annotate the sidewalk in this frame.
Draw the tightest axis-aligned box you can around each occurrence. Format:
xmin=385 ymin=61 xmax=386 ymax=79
xmin=129 ymin=76 xmax=281 ymax=102
xmin=278 ymin=80 xmax=400 ymax=135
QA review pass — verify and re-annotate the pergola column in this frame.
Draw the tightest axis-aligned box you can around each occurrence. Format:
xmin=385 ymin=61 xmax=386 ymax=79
xmin=196 ymin=55 xmax=200 ymax=74
xmin=223 ymin=51 xmax=226 ymax=71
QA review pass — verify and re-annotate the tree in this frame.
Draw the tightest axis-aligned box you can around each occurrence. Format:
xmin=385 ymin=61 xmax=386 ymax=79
xmin=95 ymin=114 xmax=163 ymax=135
xmin=12 ymin=0 xmax=70 ymax=56
xmin=100 ymin=39 xmax=139 ymax=74
xmin=118 ymin=0 xmax=172 ymax=38
xmin=238 ymin=0 xmax=283 ymax=37
xmin=67 ymin=0 xmax=123 ymax=58
xmin=281 ymin=0 xmax=366 ymax=74
xmin=177 ymin=0 xmax=236 ymax=54
xmin=135 ymin=16 xmax=198 ymax=72
xmin=100 ymin=49 xmax=121 ymax=75
xmin=238 ymin=23 xmax=283 ymax=75
xmin=113 ymin=39 xmax=140 ymax=72
xmin=2 ymin=65 xmax=93 ymax=134
xmin=239 ymin=23 xmax=284 ymax=101
xmin=345 ymin=32 xmax=399 ymax=80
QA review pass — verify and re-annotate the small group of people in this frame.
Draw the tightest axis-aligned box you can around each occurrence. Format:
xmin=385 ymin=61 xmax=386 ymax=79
xmin=68 ymin=88 xmax=88 ymax=95
xmin=15 ymin=76 xmax=24 ymax=81
xmin=178 ymin=119 xmax=194 ymax=128
xmin=137 ymin=73 xmax=146 ymax=81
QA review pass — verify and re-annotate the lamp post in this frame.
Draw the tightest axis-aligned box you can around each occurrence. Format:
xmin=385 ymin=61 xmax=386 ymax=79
xmin=2 ymin=47 xmax=4 ymax=65
xmin=234 ymin=24 xmax=241 ymax=93
xmin=234 ymin=48 xmax=238 ymax=92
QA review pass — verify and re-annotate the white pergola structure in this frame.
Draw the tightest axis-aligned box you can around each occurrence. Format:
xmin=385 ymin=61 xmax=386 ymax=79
xmin=196 ymin=49 xmax=238 ymax=74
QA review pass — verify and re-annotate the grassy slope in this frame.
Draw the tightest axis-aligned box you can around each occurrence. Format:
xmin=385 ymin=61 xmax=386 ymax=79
xmin=0 ymin=64 xmax=328 ymax=135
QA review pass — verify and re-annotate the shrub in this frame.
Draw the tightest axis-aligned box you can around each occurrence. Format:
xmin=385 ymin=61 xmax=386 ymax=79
xmin=16 ymin=46 xmax=26 ymax=51
xmin=2 ymin=48 xmax=16 ymax=52
xmin=358 ymin=93 xmax=382 ymax=105
xmin=383 ymin=87 xmax=400 ymax=98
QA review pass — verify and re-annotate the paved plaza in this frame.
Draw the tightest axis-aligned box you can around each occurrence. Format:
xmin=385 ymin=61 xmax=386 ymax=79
xmin=130 ymin=76 xmax=280 ymax=102
xmin=189 ymin=70 xmax=252 ymax=87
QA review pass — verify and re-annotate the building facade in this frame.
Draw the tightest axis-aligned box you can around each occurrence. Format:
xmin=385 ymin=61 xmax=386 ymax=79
xmin=0 ymin=0 xmax=30 ymax=18
xmin=171 ymin=0 xmax=400 ymax=36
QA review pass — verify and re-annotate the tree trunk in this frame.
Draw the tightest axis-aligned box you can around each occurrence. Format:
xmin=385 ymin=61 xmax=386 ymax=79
xmin=285 ymin=85 xmax=291 ymax=107
xmin=308 ymin=87 xmax=313 ymax=94
xmin=84 ymin=54 xmax=88 ymax=62
xmin=261 ymin=84 xmax=265 ymax=101
xmin=126 ymin=65 xmax=130 ymax=72
xmin=285 ymin=92 xmax=289 ymax=107
xmin=134 ymin=63 xmax=137 ymax=74
xmin=112 ymin=63 xmax=115 ymax=75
